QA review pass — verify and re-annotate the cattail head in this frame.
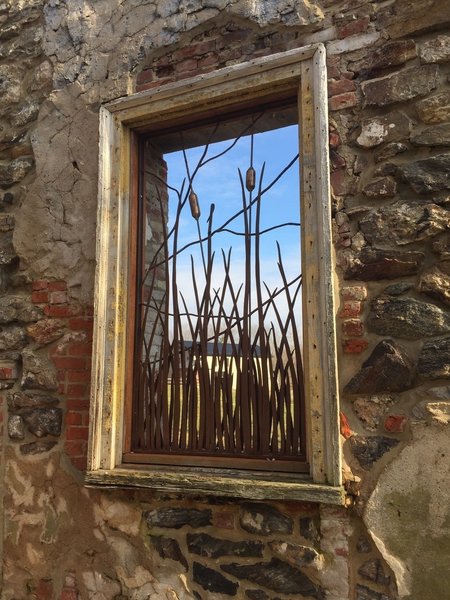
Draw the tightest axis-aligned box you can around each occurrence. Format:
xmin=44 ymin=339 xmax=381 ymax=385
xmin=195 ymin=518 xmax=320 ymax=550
xmin=246 ymin=166 xmax=256 ymax=192
xmin=189 ymin=189 xmax=200 ymax=220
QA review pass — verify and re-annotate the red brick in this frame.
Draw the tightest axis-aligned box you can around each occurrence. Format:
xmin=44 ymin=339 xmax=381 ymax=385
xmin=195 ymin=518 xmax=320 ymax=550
xmin=337 ymin=16 xmax=370 ymax=39
xmin=329 ymin=131 xmax=341 ymax=148
xmin=339 ymin=301 xmax=361 ymax=318
xmin=64 ymin=440 xmax=85 ymax=456
xmin=67 ymin=342 xmax=92 ymax=356
xmin=173 ymin=40 xmax=216 ymax=60
xmin=384 ymin=414 xmax=408 ymax=433
xmin=342 ymin=319 xmax=364 ymax=337
xmin=335 ymin=547 xmax=349 ymax=557
xmin=328 ymin=78 xmax=356 ymax=97
xmin=330 ymin=169 xmax=346 ymax=196
xmin=136 ymin=69 xmax=153 ymax=85
xmin=60 ymin=590 xmax=79 ymax=600
xmin=66 ymin=383 xmax=87 ymax=398
xmin=175 ymin=58 xmax=198 ymax=73
xmin=197 ymin=53 xmax=219 ymax=69
xmin=136 ymin=78 xmax=174 ymax=92
xmin=213 ymin=511 xmax=235 ymax=529
xmin=50 ymin=291 xmax=68 ymax=305
xmin=32 ymin=291 xmax=49 ymax=304
xmin=343 ymin=338 xmax=369 ymax=354
xmin=82 ymin=413 xmax=90 ymax=426
xmin=327 ymin=56 xmax=341 ymax=79
xmin=48 ymin=281 xmax=67 ymax=291
xmin=68 ymin=317 xmax=93 ymax=332
xmin=70 ymin=456 xmax=87 ymax=471
xmin=67 ymin=370 xmax=91 ymax=383
xmin=341 ymin=286 xmax=367 ymax=302
xmin=66 ymin=426 xmax=89 ymax=441
xmin=66 ymin=411 xmax=83 ymax=426
xmin=67 ymin=398 xmax=90 ymax=410
xmin=329 ymin=92 xmax=358 ymax=111
xmin=32 ymin=280 xmax=48 ymax=291
xmin=52 ymin=357 xmax=87 ymax=370
xmin=36 ymin=579 xmax=53 ymax=600
xmin=340 ymin=412 xmax=352 ymax=439
xmin=45 ymin=304 xmax=82 ymax=318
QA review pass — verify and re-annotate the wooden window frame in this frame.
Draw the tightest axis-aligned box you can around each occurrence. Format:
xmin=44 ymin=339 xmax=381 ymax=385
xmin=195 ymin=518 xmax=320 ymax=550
xmin=86 ymin=44 xmax=343 ymax=504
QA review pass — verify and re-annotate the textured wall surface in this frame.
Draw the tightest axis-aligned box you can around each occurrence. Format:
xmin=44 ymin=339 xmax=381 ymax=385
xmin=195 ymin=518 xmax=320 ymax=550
xmin=1 ymin=0 xmax=450 ymax=598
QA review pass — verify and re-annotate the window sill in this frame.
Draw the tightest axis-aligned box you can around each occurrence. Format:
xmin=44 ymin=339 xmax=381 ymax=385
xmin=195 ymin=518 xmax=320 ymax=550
xmin=85 ymin=465 xmax=345 ymax=504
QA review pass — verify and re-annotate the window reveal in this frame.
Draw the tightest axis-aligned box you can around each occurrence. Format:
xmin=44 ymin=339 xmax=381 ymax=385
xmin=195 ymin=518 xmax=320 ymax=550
xmin=128 ymin=107 xmax=307 ymax=471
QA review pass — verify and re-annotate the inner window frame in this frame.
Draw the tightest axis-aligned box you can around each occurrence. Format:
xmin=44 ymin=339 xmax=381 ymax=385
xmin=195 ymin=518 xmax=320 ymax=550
xmin=86 ymin=44 xmax=343 ymax=503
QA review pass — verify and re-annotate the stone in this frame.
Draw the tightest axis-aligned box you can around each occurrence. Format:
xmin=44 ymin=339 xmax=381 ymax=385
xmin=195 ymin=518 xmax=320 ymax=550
xmin=416 ymin=91 xmax=450 ymax=124
xmin=349 ymin=436 xmax=400 ymax=469
xmin=353 ymin=395 xmax=395 ymax=431
xmin=411 ymin=123 xmax=450 ymax=146
xmin=383 ymin=282 xmax=413 ymax=296
xmin=0 ymin=157 xmax=34 ymax=188
xmin=367 ymin=296 xmax=450 ymax=339
xmin=419 ymin=267 xmax=450 ymax=306
xmin=268 ymin=541 xmax=320 ymax=568
xmin=0 ymin=326 xmax=26 ymax=351
xmin=240 ymin=503 xmax=293 ymax=536
xmin=387 ymin=0 xmax=450 ymax=39
xmin=7 ymin=391 xmax=59 ymax=410
xmin=356 ymin=585 xmax=391 ymax=600
xmin=246 ymin=591 xmax=269 ymax=600
xmin=344 ymin=340 xmax=414 ymax=394
xmin=343 ymin=248 xmax=424 ymax=281
xmin=351 ymin=40 xmax=416 ymax=75
xmin=419 ymin=35 xmax=450 ymax=64
xmin=21 ymin=348 xmax=58 ymax=391
xmin=8 ymin=414 xmax=24 ymax=439
xmin=362 ymin=177 xmax=397 ymax=199
xmin=193 ymin=563 xmax=238 ymax=596
xmin=398 ymin=154 xmax=450 ymax=193
xmin=362 ymin=65 xmax=439 ymax=107
xmin=221 ymin=558 xmax=325 ymax=599
xmin=144 ymin=507 xmax=212 ymax=529
xmin=22 ymin=407 xmax=62 ymax=437
xmin=26 ymin=319 xmax=65 ymax=346
xmin=150 ymin=536 xmax=188 ymax=570
xmin=20 ymin=440 xmax=57 ymax=455
xmin=384 ymin=415 xmax=408 ymax=433
xmin=299 ymin=517 xmax=320 ymax=545
xmin=374 ymin=142 xmax=408 ymax=163
xmin=359 ymin=202 xmax=450 ymax=247
xmin=418 ymin=337 xmax=450 ymax=379
xmin=356 ymin=536 xmax=372 ymax=553
xmin=0 ymin=296 xmax=43 ymax=324
xmin=356 ymin=112 xmax=411 ymax=148
xmin=358 ymin=559 xmax=391 ymax=585
xmin=424 ymin=402 xmax=450 ymax=425
xmin=187 ymin=533 xmax=263 ymax=558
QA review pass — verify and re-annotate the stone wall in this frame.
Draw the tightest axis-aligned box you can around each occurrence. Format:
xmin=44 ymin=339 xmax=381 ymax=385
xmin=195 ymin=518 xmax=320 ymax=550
xmin=0 ymin=0 xmax=449 ymax=599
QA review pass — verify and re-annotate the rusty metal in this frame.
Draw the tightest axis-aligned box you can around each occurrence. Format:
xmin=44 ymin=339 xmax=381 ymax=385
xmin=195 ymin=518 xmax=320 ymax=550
xmin=131 ymin=118 xmax=306 ymax=470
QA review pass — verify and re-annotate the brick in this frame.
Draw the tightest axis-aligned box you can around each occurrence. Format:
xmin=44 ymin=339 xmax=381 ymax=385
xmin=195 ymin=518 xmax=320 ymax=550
xmin=48 ymin=281 xmax=67 ymax=291
xmin=66 ymin=411 xmax=83 ymax=426
xmin=66 ymin=383 xmax=87 ymax=397
xmin=136 ymin=69 xmax=153 ymax=85
xmin=330 ymin=169 xmax=346 ymax=195
xmin=67 ymin=342 xmax=92 ymax=356
xmin=175 ymin=58 xmax=197 ymax=73
xmin=337 ymin=16 xmax=370 ymax=39
xmin=340 ymin=301 xmax=361 ymax=318
xmin=341 ymin=286 xmax=368 ymax=302
xmin=50 ymin=291 xmax=68 ymax=305
xmin=44 ymin=304 xmax=82 ymax=318
xmin=64 ymin=440 xmax=85 ymax=456
xmin=342 ymin=319 xmax=364 ymax=337
xmin=329 ymin=91 xmax=358 ymax=111
xmin=67 ymin=370 xmax=91 ymax=383
xmin=340 ymin=412 xmax=352 ymax=439
xmin=384 ymin=414 xmax=408 ymax=433
xmin=329 ymin=130 xmax=341 ymax=148
xmin=66 ymin=426 xmax=89 ymax=441
xmin=52 ymin=357 xmax=87 ymax=370
xmin=32 ymin=280 xmax=48 ymax=291
xmin=36 ymin=579 xmax=53 ymax=600
xmin=67 ymin=398 xmax=90 ymax=411
xmin=69 ymin=456 xmax=87 ymax=470
xmin=328 ymin=78 xmax=356 ymax=97
xmin=343 ymin=338 xmax=369 ymax=354
xmin=32 ymin=290 xmax=49 ymax=304
xmin=68 ymin=317 xmax=93 ymax=332
xmin=213 ymin=511 xmax=235 ymax=529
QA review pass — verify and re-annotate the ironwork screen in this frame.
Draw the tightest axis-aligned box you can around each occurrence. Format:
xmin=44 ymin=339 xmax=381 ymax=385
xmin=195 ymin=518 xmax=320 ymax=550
xmin=130 ymin=104 xmax=307 ymax=472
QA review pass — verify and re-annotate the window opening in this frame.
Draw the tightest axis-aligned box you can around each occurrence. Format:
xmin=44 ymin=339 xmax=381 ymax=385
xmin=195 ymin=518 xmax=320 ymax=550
xmin=128 ymin=103 xmax=308 ymax=472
